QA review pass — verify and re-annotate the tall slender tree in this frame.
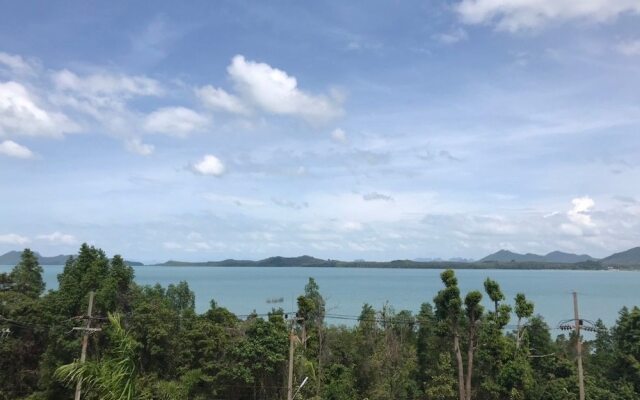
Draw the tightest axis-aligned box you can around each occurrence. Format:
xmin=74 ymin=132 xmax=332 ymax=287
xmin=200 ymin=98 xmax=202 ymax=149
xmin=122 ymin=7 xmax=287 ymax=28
xmin=10 ymin=249 xmax=45 ymax=298
xmin=514 ymin=293 xmax=534 ymax=350
xmin=434 ymin=270 xmax=465 ymax=400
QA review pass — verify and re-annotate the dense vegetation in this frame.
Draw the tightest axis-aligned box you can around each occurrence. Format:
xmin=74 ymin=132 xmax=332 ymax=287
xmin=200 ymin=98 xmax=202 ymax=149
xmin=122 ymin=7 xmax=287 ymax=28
xmin=1 ymin=245 xmax=639 ymax=399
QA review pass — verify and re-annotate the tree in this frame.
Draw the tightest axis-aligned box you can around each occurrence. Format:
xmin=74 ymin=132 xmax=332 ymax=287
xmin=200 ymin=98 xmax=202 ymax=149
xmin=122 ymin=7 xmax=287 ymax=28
xmin=426 ymin=352 xmax=457 ymax=400
xmin=483 ymin=278 xmax=504 ymax=314
xmin=514 ymin=293 xmax=534 ymax=350
xmin=167 ymin=281 xmax=196 ymax=316
xmin=611 ymin=306 xmax=640 ymax=393
xmin=434 ymin=270 xmax=465 ymax=400
xmin=417 ymin=302 xmax=437 ymax=393
xmin=476 ymin=278 xmax=512 ymax=400
xmin=55 ymin=313 xmax=138 ymax=400
xmin=463 ymin=290 xmax=483 ymax=400
xmin=296 ymin=277 xmax=327 ymax=397
xmin=10 ymin=249 xmax=45 ymax=298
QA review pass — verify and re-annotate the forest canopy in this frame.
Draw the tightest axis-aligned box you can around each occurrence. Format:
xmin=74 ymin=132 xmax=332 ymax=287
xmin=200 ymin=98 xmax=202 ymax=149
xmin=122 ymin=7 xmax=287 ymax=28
xmin=1 ymin=245 xmax=639 ymax=400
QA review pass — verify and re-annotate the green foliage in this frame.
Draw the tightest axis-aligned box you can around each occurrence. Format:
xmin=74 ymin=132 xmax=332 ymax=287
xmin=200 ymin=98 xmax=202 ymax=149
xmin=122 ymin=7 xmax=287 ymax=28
xmin=55 ymin=313 xmax=137 ymax=400
xmin=514 ymin=293 xmax=534 ymax=320
xmin=425 ymin=352 xmax=457 ymax=400
xmin=434 ymin=269 xmax=462 ymax=329
xmin=2 ymin=244 xmax=640 ymax=400
xmin=10 ymin=249 xmax=45 ymax=297
xmin=483 ymin=278 xmax=504 ymax=313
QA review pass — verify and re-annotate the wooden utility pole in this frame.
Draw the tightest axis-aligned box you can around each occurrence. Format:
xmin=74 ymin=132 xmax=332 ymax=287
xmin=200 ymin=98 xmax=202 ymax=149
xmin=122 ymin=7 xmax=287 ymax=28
xmin=286 ymin=320 xmax=296 ymax=400
xmin=573 ymin=291 xmax=585 ymax=400
xmin=75 ymin=291 xmax=95 ymax=400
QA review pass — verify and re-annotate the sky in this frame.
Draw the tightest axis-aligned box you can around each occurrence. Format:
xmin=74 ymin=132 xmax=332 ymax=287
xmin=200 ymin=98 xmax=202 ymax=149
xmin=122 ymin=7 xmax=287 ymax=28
xmin=1 ymin=0 xmax=640 ymax=262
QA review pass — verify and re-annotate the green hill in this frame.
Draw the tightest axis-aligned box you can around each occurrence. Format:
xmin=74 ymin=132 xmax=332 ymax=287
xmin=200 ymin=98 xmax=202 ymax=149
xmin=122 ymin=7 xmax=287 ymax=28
xmin=600 ymin=247 xmax=640 ymax=267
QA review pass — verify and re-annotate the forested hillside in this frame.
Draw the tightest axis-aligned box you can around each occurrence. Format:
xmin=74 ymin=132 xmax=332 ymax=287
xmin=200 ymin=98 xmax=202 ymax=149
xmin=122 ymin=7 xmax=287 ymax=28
xmin=1 ymin=245 xmax=639 ymax=399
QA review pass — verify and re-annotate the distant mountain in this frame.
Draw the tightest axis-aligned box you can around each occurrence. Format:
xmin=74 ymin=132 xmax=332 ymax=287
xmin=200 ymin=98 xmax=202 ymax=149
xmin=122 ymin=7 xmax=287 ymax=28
xmin=415 ymin=257 xmax=474 ymax=263
xmin=480 ymin=250 xmax=595 ymax=264
xmin=158 ymin=255 xmax=327 ymax=267
xmin=544 ymin=251 xmax=596 ymax=263
xmin=256 ymin=255 xmax=326 ymax=266
xmin=0 ymin=250 xmax=143 ymax=266
xmin=600 ymin=247 xmax=640 ymax=267
xmin=0 ymin=251 xmax=71 ymax=265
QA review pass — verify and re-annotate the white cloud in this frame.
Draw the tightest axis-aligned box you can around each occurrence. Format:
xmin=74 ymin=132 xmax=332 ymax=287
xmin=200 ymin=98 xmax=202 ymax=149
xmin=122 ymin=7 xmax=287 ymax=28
xmin=192 ymin=154 xmax=226 ymax=176
xmin=456 ymin=0 xmax=640 ymax=31
xmin=0 ymin=233 xmax=30 ymax=245
xmin=196 ymin=85 xmax=249 ymax=114
xmin=0 ymin=140 xmax=34 ymax=159
xmin=331 ymin=128 xmax=347 ymax=142
xmin=568 ymin=196 xmax=595 ymax=226
xmin=433 ymin=28 xmax=468 ymax=44
xmin=616 ymin=39 xmax=640 ymax=56
xmin=53 ymin=69 xmax=163 ymax=98
xmin=124 ymin=137 xmax=154 ymax=156
xmin=559 ymin=196 xmax=596 ymax=236
xmin=36 ymin=231 xmax=77 ymax=245
xmin=0 ymin=81 xmax=78 ymax=138
xmin=0 ymin=52 xmax=37 ymax=76
xmin=227 ymin=55 xmax=342 ymax=122
xmin=144 ymin=107 xmax=209 ymax=137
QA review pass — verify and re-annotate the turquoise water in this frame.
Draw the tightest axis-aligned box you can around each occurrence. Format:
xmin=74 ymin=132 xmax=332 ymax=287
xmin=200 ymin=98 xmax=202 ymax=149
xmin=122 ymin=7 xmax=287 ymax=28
xmin=1 ymin=265 xmax=638 ymax=329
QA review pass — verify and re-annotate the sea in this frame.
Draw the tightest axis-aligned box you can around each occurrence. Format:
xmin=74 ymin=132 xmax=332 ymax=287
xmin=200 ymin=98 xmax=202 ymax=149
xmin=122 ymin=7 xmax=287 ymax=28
xmin=1 ymin=265 xmax=638 ymax=331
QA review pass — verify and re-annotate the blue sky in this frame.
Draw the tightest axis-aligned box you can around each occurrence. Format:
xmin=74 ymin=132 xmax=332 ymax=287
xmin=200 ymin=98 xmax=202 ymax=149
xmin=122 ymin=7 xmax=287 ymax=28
xmin=1 ymin=0 xmax=640 ymax=262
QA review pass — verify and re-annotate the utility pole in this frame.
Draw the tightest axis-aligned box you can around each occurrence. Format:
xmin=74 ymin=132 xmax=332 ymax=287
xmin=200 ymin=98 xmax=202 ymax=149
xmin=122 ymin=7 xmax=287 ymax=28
xmin=573 ymin=292 xmax=585 ymax=400
xmin=286 ymin=315 xmax=304 ymax=400
xmin=559 ymin=292 xmax=599 ymax=400
xmin=74 ymin=291 xmax=95 ymax=400
xmin=287 ymin=318 xmax=296 ymax=400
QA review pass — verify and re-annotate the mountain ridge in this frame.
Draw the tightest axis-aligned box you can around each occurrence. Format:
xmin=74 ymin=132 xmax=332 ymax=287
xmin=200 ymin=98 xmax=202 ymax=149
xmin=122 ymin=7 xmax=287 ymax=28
xmin=600 ymin=246 xmax=640 ymax=266
xmin=0 ymin=250 xmax=143 ymax=266
xmin=480 ymin=249 xmax=596 ymax=263
xmin=3 ymin=246 xmax=640 ymax=269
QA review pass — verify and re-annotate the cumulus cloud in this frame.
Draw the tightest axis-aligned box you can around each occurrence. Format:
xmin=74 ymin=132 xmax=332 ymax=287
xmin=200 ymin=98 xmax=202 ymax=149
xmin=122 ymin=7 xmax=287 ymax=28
xmin=0 ymin=233 xmax=30 ymax=245
xmin=567 ymin=196 xmax=595 ymax=226
xmin=0 ymin=81 xmax=78 ymax=138
xmin=144 ymin=107 xmax=209 ymax=137
xmin=196 ymin=85 xmax=249 ymax=114
xmin=456 ymin=0 xmax=640 ymax=31
xmin=616 ymin=39 xmax=640 ymax=56
xmin=559 ymin=196 xmax=596 ymax=236
xmin=227 ymin=55 xmax=342 ymax=122
xmin=331 ymin=128 xmax=347 ymax=142
xmin=0 ymin=140 xmax=34 ymax=159
xmin=50 ymin=69 xmax=164 ymax=135
xmin=192 ymin=154 xmax=226 ymax=176
xmin=37 ymin=231 xmax=77 ymax=245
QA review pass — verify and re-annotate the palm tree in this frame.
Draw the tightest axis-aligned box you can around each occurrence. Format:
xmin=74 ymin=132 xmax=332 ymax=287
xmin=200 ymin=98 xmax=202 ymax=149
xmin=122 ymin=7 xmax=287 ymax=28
xmin=55 ymin=313 xmax=137 ymax=400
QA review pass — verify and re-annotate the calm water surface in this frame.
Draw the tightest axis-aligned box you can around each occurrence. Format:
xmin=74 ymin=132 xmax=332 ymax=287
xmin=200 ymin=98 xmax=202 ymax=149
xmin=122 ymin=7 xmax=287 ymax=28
xmin=2 ymin=265 xmax=638 ymax=328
